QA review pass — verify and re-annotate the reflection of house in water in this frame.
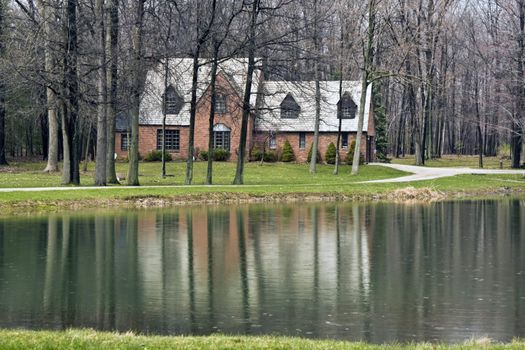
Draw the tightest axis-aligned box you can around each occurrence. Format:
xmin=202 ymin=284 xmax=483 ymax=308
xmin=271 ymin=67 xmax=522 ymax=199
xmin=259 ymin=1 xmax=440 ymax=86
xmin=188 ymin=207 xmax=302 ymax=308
xmin=129 ymin=204 xmax=374 ymax=336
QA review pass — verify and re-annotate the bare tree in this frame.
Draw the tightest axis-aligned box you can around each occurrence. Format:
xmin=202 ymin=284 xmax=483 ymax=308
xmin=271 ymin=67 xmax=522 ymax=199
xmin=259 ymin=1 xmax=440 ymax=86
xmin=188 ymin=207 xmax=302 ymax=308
xmin=106 ymin=0 xmax=119 ymax=183
xmin=94 ymin=0 xmax=108 ymax=186
xmin=127 ymin=0 xmax=146 ymax=186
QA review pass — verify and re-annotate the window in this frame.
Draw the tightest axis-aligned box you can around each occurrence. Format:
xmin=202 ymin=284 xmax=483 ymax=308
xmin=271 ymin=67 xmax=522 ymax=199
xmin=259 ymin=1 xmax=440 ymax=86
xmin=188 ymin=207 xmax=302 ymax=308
xmin=342 ymin=133 xmax=349 ymax=149
xmin=157 ymin=129 xmax=180 ymax=151
xmin=280 ymin=93 xmax=300 ymax=119
xmin=213 ymin=124 xmax=231 ymax=150
xmin=338 ymin=92 xmax=357 ymax=119
xmin=269 ymin=134 xmax=277 ymax=149
xmin=121 ymin=133 xmax=129 ymax=151
xmin=214 ymin=94 xmax=227 ymax=113
xmin=341 ymin=107 xmax=355 ymax=119
xmin=164 ymin=86 xmax=184 ymax=115
xmin=299 ymin=133 xmax=306 ymax=149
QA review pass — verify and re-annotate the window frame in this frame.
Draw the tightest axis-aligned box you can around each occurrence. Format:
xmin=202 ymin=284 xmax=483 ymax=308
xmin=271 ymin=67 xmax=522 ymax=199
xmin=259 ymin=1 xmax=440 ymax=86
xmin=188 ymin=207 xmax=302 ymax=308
xmin=299 ymin=132 xmax=306 ymax=149
xmin=156 ymin=129 xmax=180 ymax=152
xmin=269 ymin=134 xmax=277 ymax=149
xmin=213 ymin=130 xmax=231 ymax=151
xmin=342 ymin=133 xmax=349 ymax=149
xmin=164 ymin=86 xmax=183 ymax=115
xmin=214 ymin=93 xmax=228 ymax=114
xmin=121 ymin=133 xmax=129 ymax=151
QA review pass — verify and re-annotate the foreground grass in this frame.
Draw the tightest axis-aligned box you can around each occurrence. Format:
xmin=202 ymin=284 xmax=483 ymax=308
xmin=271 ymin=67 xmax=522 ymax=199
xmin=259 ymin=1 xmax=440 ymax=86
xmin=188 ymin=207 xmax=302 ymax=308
xmin=0 ymin=329 xmax=523 ymax=350
xmin=392 ymin=155 xmax=515 ymax=169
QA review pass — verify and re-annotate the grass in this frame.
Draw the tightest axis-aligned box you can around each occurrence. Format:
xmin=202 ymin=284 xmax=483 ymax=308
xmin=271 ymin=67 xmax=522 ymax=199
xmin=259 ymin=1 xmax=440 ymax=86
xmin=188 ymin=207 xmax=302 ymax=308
xmin=391 ymin=155 xmax=515 ymax=169
xmin=0 ymin=329 xmax=523 ymax=350
xmin=0 ymin=161 xmax=404 ymax=188
xmin=0 ymin=160 xmax=524 ymax=214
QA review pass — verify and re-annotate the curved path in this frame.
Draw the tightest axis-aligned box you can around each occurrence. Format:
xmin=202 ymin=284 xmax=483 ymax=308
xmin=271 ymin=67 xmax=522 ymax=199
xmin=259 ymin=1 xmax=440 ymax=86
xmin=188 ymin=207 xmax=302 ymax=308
xmin=366 ymin=163 xmax=525 ymax=183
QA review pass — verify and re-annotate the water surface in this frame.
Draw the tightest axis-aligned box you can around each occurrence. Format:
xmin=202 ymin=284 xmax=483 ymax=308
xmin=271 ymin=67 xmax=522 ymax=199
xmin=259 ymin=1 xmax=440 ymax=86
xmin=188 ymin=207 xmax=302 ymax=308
xmin=0 ymin=199 xmax=524 ymax=343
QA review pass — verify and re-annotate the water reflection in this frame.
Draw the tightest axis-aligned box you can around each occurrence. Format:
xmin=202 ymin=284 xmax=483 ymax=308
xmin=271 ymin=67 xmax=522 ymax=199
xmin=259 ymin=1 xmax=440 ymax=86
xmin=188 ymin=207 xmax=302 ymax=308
xmin=0 ymin=199 xmax=524 ymax=343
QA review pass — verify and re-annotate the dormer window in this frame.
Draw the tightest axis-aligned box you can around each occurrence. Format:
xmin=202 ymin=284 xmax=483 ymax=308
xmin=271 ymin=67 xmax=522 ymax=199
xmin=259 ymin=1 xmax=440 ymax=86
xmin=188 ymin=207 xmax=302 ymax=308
xmin=338 ymin=92 xmax=357 ymax=119
xmin=280 ymin=93 xmax=300 ymax=119
xmin=164 ymin=85 xmax=183 ymax=115
xmin=214 ymin=93 xmax=227 ymax=113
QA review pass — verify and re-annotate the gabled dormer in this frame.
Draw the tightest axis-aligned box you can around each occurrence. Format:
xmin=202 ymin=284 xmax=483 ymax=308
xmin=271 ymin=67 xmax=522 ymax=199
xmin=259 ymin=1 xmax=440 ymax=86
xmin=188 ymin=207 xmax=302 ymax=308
xmin=163 ymin=85 xmax=184 ymax=115
xmin=337 ymin=92 xmax=357 ymax=119
xmin=280 ymin=93 xmax=300 ymax=119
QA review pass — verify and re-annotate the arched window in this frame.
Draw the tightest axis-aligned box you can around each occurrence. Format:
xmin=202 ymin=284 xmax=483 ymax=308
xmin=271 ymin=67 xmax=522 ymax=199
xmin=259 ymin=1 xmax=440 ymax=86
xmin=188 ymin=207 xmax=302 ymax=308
xmin=213 ymin=123 xmax=231 ymax=150
xmin=164 ymin=85 xmax=184 ymax=115
xmin=280 ymin=93 xmax=300 ymax=119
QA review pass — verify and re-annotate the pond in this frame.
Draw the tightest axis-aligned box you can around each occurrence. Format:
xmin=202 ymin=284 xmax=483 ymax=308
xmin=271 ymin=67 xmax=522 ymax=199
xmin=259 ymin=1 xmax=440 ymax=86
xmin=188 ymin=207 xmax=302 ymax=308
xmin=0 ymin=199 xmax=524 ymax=343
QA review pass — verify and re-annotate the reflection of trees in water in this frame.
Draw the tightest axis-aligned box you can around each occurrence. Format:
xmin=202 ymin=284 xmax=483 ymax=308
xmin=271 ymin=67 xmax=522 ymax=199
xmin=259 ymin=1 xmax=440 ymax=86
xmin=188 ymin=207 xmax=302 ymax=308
xmin=0 ymin=200 xmax=523 ymax=342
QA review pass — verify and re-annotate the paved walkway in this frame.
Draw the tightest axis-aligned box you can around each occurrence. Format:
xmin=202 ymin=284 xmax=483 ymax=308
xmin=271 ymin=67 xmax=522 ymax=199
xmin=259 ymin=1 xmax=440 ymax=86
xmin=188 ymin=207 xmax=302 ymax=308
xmin=366 ymin=163 xmax=525 ymax=183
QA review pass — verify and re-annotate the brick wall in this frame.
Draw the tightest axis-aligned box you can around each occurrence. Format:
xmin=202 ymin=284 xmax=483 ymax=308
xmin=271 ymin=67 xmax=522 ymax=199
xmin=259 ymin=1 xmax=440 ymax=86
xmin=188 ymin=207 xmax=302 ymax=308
xmin=253 ymin=132 xmax=371 ymax=163
xmin=115 ymin=126 xmax=189 ymax=160
xmin=193 ymin=73 xmax=252 ymax=161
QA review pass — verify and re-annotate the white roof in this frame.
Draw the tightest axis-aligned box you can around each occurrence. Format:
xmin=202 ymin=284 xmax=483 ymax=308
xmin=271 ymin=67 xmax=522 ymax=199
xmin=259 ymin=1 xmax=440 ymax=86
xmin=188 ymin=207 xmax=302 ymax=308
xmin=139 ymin=57 xmax=262 ymax=126
xmin=257 ymin=80 xmax=372 ymax=133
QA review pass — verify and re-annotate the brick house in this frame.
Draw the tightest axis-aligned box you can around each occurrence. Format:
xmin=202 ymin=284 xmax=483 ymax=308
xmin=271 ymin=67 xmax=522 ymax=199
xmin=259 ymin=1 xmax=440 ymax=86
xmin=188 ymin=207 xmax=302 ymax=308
xmin=115 ymin=58 xmax=375 ymax=163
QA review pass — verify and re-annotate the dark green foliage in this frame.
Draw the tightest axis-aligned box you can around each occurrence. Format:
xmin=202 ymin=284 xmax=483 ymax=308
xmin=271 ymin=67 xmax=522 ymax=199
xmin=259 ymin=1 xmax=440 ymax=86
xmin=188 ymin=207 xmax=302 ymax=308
xmin=325 ymin=142 xmax=337 ymax=164
xmin=263 ymin=150 xmax=278 ymax=162
xmin=307 ymin=144 xmax=322 ymax=163
xmin=250 ymin=147 xmax=263 ymax=161
xmin=199 ymin=149 xmax=230 ymax=161
xmin=280 ymin=140 xmax=295 ymax=162
xmin=345 ymin=140 xmax=364 ymax=165
xmin=372 ymin=84 xmax=390 ymax=163
xmin=144 ymin=150 xmax=172 ymax=162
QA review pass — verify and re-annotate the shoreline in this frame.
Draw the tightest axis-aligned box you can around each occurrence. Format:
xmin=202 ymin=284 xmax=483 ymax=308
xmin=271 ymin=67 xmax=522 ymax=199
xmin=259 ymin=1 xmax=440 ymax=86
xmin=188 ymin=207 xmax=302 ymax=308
xmin=1 ymin=186 xmax=523 ymax=217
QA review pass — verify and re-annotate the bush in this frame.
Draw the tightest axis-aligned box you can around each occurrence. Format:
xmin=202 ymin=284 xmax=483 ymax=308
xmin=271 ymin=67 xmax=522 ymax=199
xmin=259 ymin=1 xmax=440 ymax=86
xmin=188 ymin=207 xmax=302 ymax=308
xmin=345 ymin=140 xmax=364 ymax=165
xmin=263 ymin=150 xmax=278 ymax=162
xmin=325 ymin=142 xmax=337 ymax=164
xmin=498 ymin=143 xmax=511 ymax=160
xmin=199 ymin=148 xmax=230 ymax=161
xmin=250 ymin=147 xmax=264 ymax=162
xmin=280 ymin=140 xmax=295 ymax=162
xmin=307 ymin=144 xmax=322 ymax=163
xmin=144 ymin=150 xmax=171 ymax=162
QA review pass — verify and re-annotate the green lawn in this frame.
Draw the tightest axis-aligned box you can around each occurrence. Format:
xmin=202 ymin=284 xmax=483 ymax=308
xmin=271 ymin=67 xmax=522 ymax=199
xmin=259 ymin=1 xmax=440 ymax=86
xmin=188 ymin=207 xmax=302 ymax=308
xmin=0 ymin=161 xmax=524 ymax=213
xmin=0 ymin=329 xmax=522 ymax=350
xmin=391 ymin=155 xmax=515 ymax=169
xmin=0 ymin=161 xmax=404 ymax=188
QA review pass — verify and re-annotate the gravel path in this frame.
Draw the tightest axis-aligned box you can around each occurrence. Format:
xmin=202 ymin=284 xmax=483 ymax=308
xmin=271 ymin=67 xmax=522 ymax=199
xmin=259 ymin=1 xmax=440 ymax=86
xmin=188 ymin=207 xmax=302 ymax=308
xmin=366 ymin=163 xmax=525 ymax=183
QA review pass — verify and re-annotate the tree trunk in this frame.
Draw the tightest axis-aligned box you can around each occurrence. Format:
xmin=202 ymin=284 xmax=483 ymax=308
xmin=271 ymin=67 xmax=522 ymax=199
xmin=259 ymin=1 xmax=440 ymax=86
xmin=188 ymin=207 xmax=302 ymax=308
xmin=106 ymin=0 xmax=119 ymax=184
xmin=512 ymin=0 xmax=525 ymax=168
xmin=233 ymin=0 xmax=259 ymax=185
xmin=127 ymin=0 xmax=145 ymax=186
xmin=94 ymin=0 xmax=107 ymax=186
xmin=352 ymin=0 xmax=376 ymax=175
xmin=37 ymin=0 xmax=59 ymax=172
xmin=206 ymin=44 xmax=219 ymax=185
xmin=62 ymin=0 xmax=80 ymax=185
xmin=310 ymin=0 xmax=321 ymax=174
xmin=0 ymin=0 xmax=7 ymax=166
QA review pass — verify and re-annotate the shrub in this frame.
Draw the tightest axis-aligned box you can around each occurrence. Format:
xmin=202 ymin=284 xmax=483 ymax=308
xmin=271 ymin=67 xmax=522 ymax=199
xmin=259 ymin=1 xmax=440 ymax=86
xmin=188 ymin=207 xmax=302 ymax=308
xmin=263 ymin=151 xmax=278 ymax=162
xmin=307 ymin=144 xmax=322 ymax=163
xmin=122 ymin=153 xmax=142 ymax=163
xmin=199 ymin=149 xmax=230 ymax=161
xmin=498 ymin=143 xmax=511 ymax=160
xmin=280 ymin=140 xmax=295 ymax=162
xmin=345 ymin=140 xmax=364 ymax=165
xmin=250 ymin=147 xmax=264 ymax=162
xmin=325 ymin=142 xmax=337 ymax=164
xmin=144 ymin=150 xmax=171 ymax=162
